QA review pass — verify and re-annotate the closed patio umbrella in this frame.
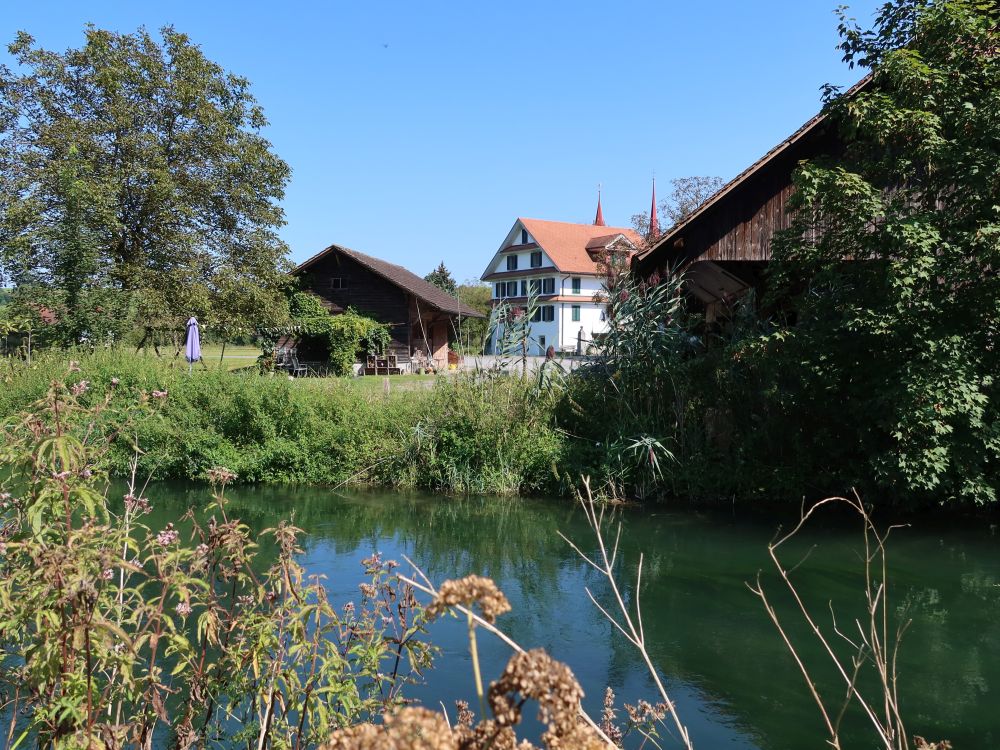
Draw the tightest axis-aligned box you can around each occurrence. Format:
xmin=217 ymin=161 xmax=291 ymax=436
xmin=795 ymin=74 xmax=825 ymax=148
xmin=185 ymin=317 xmax=201 ymax=374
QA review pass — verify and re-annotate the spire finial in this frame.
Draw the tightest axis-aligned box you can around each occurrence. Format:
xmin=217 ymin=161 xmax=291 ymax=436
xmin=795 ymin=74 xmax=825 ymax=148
xmin=594 ymin=183 xmax=606 ymax=227
xmin=648 ymin=176 xmax=659 ymax=240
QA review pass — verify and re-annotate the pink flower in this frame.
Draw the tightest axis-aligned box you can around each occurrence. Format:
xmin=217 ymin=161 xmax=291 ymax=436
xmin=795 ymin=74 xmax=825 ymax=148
xmin=175 ymin=601 xmax=192 ymax=616
xmin=110 ymin=377 xmax=120 ymax=386
xmin=71 ymin=380 xmax=89 ymax=396
xmin=156 ymin=524 xmax=179 ymax=545
xmin=101 ymin=568 xmax=114 ymax=581
xmin=151 ymin=389 xmax=168 ymax=399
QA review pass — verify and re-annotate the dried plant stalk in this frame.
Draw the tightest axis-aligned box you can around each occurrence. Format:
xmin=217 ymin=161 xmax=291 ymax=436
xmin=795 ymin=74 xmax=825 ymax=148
xmin=747 ymin=493 xmax=915 ymax=750
xmin=558 ymin=478 xmax=694 ymax=750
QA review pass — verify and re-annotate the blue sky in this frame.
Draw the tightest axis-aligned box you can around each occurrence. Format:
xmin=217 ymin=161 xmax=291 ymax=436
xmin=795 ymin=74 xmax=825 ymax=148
xmin=2 ymin=0 xmax=880 ymax=283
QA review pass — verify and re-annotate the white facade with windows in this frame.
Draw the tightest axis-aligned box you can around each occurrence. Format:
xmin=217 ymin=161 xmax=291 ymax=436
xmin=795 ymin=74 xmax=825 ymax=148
xmin=481 ymin=218 xmax=640 ymax=355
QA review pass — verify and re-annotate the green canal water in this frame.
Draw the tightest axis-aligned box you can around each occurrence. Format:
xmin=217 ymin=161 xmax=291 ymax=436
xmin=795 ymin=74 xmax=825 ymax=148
xmin=150 ymin=483 xmax=999 ymax=749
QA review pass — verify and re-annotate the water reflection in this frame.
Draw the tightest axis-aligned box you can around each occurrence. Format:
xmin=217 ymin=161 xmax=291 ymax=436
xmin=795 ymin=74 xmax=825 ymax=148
xmin=144 ymin=483 xmax=1000 ymax=750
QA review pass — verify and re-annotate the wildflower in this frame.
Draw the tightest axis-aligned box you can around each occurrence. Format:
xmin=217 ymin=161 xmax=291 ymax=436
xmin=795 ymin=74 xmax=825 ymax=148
xmin=156 ymin=523 xmax=179 ymax=545
xmin=206 ymin=467 xmax=237 ymax=485
xmin=151 ymin=389 xmax=168 ymax=399
xmin=427 ymin=575 xmax=511 ymax=624
xmin=175 ymin=601 xmax=192 ymax=616
xmin=237 ymin=594 xmax=255 ymax=608
xmin=71 ymin=380 xmax=90 ymax=396
xmin=101 ymin=568 xmax=115 ymax=581
xmin=343 ymin=601 xmax=355 ymax=616
xmin=601 ymin=687 xmax=623 ymax=745
xmin=125 ymin=493 xmax=152 ymax=515
xmin=358 ymin=583 xmax=378 ymax=599
xmin=110 ymin=377 xmax=120 ymax=386
xmin=52 ymin=470 xmax=71 ymax=481
xmin=361 ymin=552 xmax=382 ymax=574
xmin=68 ymin=361 xmax=81 ymax=372
xmin=619 ymin=289 xmax=630 ymax=302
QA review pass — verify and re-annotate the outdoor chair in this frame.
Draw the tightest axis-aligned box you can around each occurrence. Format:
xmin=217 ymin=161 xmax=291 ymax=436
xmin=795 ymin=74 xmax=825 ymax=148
xmin=288 ymin=352 xmax=309 ymax=378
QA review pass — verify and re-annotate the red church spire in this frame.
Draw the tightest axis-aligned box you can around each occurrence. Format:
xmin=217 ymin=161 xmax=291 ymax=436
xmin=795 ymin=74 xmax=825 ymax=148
xmin=648 ymin=177 xmax=659 ymax=240
xmin=594 ymin=186 xmax=606 ymax=227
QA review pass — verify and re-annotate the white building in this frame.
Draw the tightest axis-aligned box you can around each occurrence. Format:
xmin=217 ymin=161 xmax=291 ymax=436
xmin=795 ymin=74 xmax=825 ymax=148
xmin=481 ymin=206 xmax=642 ymax=355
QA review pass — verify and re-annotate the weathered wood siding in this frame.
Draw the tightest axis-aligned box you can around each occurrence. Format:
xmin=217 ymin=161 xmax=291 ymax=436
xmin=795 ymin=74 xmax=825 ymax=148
xmin=302 ymin=251 xmax=412 ymax=363
xmin=636 ymin=123 xmax=841 ymax=278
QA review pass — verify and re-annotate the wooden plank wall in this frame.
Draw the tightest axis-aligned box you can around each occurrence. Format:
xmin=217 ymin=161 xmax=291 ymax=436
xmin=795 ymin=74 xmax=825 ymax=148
xmin=303 ymin=252 xmax=413 ymax=363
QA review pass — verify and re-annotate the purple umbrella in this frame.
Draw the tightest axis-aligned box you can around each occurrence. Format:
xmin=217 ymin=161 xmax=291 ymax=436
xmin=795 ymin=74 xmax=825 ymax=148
xmin=185 ymin=317 xmax=201 ymax=373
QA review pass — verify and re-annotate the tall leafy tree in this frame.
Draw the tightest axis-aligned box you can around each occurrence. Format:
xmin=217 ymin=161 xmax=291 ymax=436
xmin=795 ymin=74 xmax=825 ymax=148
xmin=768 ymin=0 xmax=1000 ymax=503
xmin=0 ymin=26 xmax=291 ymax=343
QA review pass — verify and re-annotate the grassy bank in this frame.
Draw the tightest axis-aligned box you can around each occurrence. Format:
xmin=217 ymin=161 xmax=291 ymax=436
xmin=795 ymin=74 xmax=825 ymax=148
xmin=0 ymin=350 xmax=564 ymax=495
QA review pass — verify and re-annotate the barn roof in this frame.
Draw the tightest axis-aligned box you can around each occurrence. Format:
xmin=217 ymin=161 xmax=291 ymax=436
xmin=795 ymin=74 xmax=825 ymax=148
xmin=295 ymin=244 xmax=485 ymax=318
xmin=636 ymin=74 xmax=873 ymax=268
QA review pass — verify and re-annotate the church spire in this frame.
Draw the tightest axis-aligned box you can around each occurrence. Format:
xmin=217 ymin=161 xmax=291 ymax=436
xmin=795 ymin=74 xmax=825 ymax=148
xmin=648 ymin=177 xmax=659 ymax=240
xmin=594 ymin=185 xmax=606 ymax=227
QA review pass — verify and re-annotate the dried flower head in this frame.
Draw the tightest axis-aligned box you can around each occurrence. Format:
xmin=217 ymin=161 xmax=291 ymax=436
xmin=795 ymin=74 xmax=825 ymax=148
xmin=175 ymin=601 xmax=192 ymax=616
xmin=489 ymin=649 xmax=599 ymax=748
xmin=321 ymin=707 xmax=454 ymax=749
xmin=427 ymin=575 xmax=511 ymax=624
xmin=71 ymin=380 xmax=90 ymax=396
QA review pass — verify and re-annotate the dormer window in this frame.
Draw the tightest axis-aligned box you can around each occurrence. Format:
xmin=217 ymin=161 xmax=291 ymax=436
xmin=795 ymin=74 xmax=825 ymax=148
xmin=521 ymin=228 xmax=529 ymax=244
xmin=506 ymin=255 xmax=518 ymax=271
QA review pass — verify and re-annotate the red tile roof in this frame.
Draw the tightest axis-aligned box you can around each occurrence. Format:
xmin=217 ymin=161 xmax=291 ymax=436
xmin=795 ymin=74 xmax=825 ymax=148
xmin=517 ymin=218 xmax=642 ymax=275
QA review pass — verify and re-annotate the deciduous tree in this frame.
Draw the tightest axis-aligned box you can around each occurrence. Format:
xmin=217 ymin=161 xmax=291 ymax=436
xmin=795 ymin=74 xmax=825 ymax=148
xmin=0 ymin=26 xmax=292 ymax=344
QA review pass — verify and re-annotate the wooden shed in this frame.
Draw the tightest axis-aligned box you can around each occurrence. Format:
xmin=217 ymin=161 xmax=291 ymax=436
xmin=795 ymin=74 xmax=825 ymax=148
xmin=633 ymin=76 xmax=870 ymax=321
xmin=293 ymin=244 xmax=483 ymax=370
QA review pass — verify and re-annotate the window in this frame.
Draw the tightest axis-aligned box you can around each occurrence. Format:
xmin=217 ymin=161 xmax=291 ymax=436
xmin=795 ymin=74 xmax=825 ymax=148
xmin=541 ymin=306 xmax=555 ymax=322
xmin=495 ymin=283 xmax=502 ymax=298
xmin=599 ymin=309 xmax=607 ymax=322
xmin=505 ymin=281 xmax=519 ymax=297
xmin=520 ymin=280 xmax=527 ymax=296
xmin=529 ymin=279 xmax=541 ymax=295
xmin=571 ymin=277 xmax=581 ymax=295
xmin=521 ymin=228 xmax=529 ymax=244
xmin=531 ymin=307 xmax=541 ymax=323
xmin=538 ymin=335 xmax=546 ymax=351
xmin=530 ymin=251 xmax=542 ymax=268
xmin=572 ymin=305 xmax=581 ymax=322
xmin=541 ymin=278 xmax=555 ymax=295
xmin=330 ymin=277 xmax=345 ymax=291
xmin=506 ymin=255 xmax=518 ymax=271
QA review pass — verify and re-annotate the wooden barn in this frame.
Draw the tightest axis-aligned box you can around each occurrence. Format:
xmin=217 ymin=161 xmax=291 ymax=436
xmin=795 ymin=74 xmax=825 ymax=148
xmin=633 ymin=76 xmax=869 ymax=321
xmin=293 ymin=244 xmax=483 ymax=371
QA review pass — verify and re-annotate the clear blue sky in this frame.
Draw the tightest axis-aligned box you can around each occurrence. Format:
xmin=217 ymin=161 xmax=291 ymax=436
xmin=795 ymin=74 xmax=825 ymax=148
xmin=2 ymin=0 xmax=880 ymax=283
